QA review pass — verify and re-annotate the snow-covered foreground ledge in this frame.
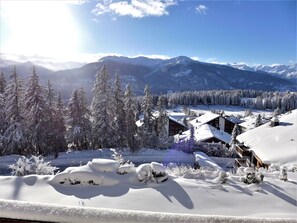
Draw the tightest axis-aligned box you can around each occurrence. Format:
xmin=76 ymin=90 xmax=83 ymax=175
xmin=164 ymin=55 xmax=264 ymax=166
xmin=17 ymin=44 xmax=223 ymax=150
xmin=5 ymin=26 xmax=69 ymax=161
xmin=1 ymin=199 xmax=295 ymax=223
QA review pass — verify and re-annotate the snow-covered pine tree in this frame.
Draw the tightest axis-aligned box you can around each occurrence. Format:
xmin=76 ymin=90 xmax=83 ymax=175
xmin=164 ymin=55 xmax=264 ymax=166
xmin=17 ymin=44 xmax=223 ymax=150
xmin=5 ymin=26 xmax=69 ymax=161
xmin=123 ymin=84 xmax=138 ymax=152
xmin=45 ymin=81 xmax=67 ymax=156
xmin=0 ymin=72 xmax=6 ymax=94
xmin=66 ymin=89 xmax=83 ymax=150
xmin=273 ymin=107 xmax=281 ymax=116
xmin=156 ymin=95 xmax=171 ymax=149
xmin=254 ymin=114 xmax=262 ymax=127
xmin=91 ymin=66 xmax=112 ymax=148
xmin=78 ymin=87 xmax=92 ymax=149
xmin=229 ymin=124 xmax=240 ymax=157
xmin=52 ymin=92 xmax=67 ymax=156
xmin=140 ymin=85 xmax=157 ymax=148
xmin=0 ymin=91 xmax=5 ymax=152
xmin=0 ymin=73 xmax=6 ymax=136
xmin=244 ymin=109 xmax=252 ymax=117
xmin=3 ymin=66 xmax=27 ymax=155
xmin=111 ymin=75 xmax=125 ymax=147
xmin=44 ymin=80 xmax=56 ymax=153
xmin=24 ymin=67 xmax=49 ymax=155
xmin=142 ymin=85 xmax=154 ymax=132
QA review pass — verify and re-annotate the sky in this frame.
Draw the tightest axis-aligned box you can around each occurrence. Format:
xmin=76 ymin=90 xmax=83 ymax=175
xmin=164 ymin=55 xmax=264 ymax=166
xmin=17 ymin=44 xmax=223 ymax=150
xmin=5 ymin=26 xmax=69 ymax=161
xmin=0 ymin=0 xmax=296 ymax=65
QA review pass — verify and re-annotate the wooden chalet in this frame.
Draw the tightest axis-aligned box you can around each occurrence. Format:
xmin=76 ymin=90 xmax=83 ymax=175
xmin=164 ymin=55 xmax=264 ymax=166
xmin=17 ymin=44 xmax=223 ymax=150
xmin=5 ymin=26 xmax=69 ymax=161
xmin=168 ymin=117 xmax=188 ymax=136
xmin=235 ymin=110 xmax=297 ymax=169
xmin=190 ymin=112 xmax=236 ymax=134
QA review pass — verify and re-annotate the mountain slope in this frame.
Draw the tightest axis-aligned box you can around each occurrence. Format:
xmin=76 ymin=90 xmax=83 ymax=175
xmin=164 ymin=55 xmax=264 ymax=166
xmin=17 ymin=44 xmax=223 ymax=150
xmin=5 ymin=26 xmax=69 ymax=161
xmin=1 ymin=56 xmax=296 ymax=100
xmin=229 ymin=63 xmax=297 ymax=81
xmin=0 ymin=61 xmax=54 ymax=84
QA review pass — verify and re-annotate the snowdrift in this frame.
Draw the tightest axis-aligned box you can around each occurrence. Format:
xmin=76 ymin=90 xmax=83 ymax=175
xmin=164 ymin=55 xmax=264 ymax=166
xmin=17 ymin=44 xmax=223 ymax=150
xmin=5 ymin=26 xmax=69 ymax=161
xmin=51 ymin=158 xmax=168 ymax=185
xmin=1 ymin=199 xmax=295 ymax=223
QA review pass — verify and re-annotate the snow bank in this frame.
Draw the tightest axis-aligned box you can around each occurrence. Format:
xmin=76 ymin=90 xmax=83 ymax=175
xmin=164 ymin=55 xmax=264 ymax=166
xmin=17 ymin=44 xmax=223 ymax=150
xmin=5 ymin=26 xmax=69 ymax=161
xmin=151 ymin=162 xmax=166 ymax=175
xmin=117 ymin=164 xmax=134 ymax=174
xmin=89 ymin=159 xmax=119 ymax=172
xmin=1 ymin=199 xmax=295 ymax=223
xmin=136 ymin=162 xmax=168 ymax=183
xmin=51 ymin=159 xmax=121 ymax=186
xmin=194 ymin=152 xmax=222 ymax=171
xmin=136 ymin=163 xmax=152 ymax=182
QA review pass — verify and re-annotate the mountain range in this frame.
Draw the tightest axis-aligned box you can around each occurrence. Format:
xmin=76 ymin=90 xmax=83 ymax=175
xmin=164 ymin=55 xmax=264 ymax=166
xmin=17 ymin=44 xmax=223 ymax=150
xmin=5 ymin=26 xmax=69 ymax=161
xmin=228 ymin=63 xmax=297 ymax=82
xmin=0 ymin=56 xmax=296 ymax=99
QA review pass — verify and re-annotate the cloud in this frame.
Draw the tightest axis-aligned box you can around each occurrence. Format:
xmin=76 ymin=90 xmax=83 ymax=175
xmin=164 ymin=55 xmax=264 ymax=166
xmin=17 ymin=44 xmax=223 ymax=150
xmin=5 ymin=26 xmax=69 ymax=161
xmin=196 ymin=4 xmax=208 ymax=15
xmin=66 ymin=0 xmax=89 ymax=5
xmin=92 ymin=0 xmax=177 ymax=18
xmin=134 ymin=54 xmax=170 ymax=59
xmin=191 ymin=56 xmax=200 ymax=61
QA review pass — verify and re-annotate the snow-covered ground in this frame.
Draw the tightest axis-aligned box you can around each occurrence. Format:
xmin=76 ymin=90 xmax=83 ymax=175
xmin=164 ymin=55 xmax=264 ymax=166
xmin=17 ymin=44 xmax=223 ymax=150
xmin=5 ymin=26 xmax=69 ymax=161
xmin=0 ymin=148 xmax=195 ymax=175
xmin=0 ymin=107 xmax=294 ymax=222
xmin=168 ymin=105 xmax=273 ymax=118
xmin=0 ymin=164 xmax=296 ymax=222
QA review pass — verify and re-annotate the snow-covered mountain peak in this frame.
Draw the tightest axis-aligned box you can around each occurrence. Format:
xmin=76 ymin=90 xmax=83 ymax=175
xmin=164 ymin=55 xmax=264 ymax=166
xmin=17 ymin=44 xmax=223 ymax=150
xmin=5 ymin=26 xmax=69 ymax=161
xmin=166 ymin=56 xmax=193 ymax=65
xmin=99 ymin=56 xmax=164 ymax=67
xmin=229 ymin=63 xmax=297 ymax=80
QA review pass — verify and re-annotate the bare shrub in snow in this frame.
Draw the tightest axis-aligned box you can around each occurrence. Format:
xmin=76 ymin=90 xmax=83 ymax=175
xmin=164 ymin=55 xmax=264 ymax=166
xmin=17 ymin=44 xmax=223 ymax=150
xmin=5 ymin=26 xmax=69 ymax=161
xmin=111 ymin=149 xmax=135 ymax=175
xmin=9 ymin=155 xmax=57 ymax=176
xmin=213 ymin=171 xmax=228 ymax=184
xmin=279 ymin=166 xmax=288 ymax=181
xmin=268 ymin=164 xmax=280 ymax=172
xmin=111 ymin=149 xmax=125 ymax=165
xmin=288 ymin=164 xmax=297 ymax=172
xmin=166 ymin=163 xmax=202 ymax=179
xmin=239 ymin=168 xmax=264 ymax=184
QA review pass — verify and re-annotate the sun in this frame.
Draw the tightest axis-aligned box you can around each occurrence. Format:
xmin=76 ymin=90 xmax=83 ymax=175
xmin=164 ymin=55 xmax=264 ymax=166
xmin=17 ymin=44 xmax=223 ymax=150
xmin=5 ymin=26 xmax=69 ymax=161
xmin=0 ymin=0 xmax=80 ymax=59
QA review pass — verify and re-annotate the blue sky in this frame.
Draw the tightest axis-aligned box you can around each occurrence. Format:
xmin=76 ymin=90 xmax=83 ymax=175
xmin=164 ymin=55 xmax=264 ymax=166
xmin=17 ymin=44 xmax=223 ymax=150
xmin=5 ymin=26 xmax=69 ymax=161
xmin=0 ymin=0 xmax=296 ymax=65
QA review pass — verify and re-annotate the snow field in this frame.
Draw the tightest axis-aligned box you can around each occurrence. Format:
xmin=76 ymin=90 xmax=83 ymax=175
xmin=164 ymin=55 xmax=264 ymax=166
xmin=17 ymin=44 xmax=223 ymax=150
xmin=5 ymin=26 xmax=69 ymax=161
xmin=1 ymin=199 xmax=296 ymax=223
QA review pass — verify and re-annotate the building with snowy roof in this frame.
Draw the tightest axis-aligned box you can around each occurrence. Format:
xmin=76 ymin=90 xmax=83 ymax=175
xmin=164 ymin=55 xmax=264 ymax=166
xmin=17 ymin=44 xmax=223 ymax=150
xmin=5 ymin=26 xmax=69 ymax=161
xmin=136 ymin=115 xmax=188 ymax=136
xmin=189 ymin=112 xmax=236 ymax=134
xmin=175 ymin=124 xmax=231 ymax=145
xmin=235 ymin=109 xmax=297 ymax=168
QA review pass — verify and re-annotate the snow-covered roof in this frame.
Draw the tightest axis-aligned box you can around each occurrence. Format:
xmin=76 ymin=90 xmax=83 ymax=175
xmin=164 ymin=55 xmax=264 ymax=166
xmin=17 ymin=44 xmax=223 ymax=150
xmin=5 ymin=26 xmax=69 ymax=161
xmin=237 ymin=109 xmax=297 ymax=165
xmin=168 ymin=116 xmax=187 ymax=128
xmin=136 ymin=114 xmax=187 ymax=128
xmin=176 ymin=124 xmax=231 ymax=144
xmin=225 ymin=116 xmax=243 ymax=124
xmin=189 ymin=113 xmax=220 ymax=127
xmin=167 ymin=111 xmax=187 ymax=122
xmin=238 ymin=116 xmax=257 ymax=131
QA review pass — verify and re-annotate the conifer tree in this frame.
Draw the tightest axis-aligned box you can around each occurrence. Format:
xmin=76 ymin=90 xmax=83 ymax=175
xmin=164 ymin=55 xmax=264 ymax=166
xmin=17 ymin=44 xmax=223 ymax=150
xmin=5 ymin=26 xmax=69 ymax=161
xmin=156 ymin=95 xmax=171 ymax=149
xmin=0 ymin=73 xmax=6 ymax=135
xmin=111 ymin=75 xmax=125 ymax=147
xmin=50 ymin=93 xmax=67 ymax=156
xmin=254 ymin=114 xmax=262 ymax=127
xmin=229 ymin=124 xmax=240 ymax=157
xmin=123 ymin=84 xmax=138 ymax=151
xmin=78 ymin=87 xmax=92 ymax=149
xmin=156 ymin=95 xmax=168 ymax=137
xmin=45 ymin=81 xmax=67 ymax=156
xmin=66 ymin=89 xmax=84 ymax=150
xmin=24 ymin=67 xmax=49 ymax=155
xmin=140 ymin=85 xmax=157 ymax=148
xmin=91 ymin=66 xmax=112 ymax=148
xmin=142 ymin=85 xmax=154 ymax=133
xmin=0 ymin=72 xmax=6 ymax=94
xmin=3 ymin=66 xmax=27 ymax=155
